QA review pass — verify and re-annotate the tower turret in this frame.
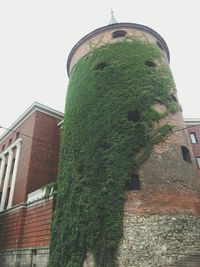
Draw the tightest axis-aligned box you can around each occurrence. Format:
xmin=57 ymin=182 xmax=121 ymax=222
xmin=49 ymin=21 xmax=200 ymax=267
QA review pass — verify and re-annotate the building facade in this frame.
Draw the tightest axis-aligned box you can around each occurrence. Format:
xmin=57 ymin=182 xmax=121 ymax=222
xmin=0 ymin=103 xmax=200 ymax=267
xmin=0 ymin=102 xmax=63 ymax=267
xmin=0 ymin=21 xmax=200 ymax=267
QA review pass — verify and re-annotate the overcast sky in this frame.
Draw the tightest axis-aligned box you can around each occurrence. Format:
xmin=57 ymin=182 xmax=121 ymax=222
xmin=0 ymin=0 xmax=200 ymax=136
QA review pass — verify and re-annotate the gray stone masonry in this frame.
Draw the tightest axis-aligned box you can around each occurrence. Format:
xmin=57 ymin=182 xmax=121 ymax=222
xmin=0 ymin=247 xmax=49 ymax=267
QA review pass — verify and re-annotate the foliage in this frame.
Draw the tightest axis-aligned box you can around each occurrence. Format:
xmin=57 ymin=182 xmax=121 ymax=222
xmin=43 ymin=181 xmax=58 ymax=200
xmin=48 ymin=39 xmax=178 ymax=267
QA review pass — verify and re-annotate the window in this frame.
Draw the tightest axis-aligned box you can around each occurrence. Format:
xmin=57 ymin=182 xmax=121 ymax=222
xmin=4 ymin=187 xmax=10 ymax=209
xmin=145 ymin=60 xmax=157 ymax=68
xmin=0 ymin=224 xmax=3 ymax=242
xmin=2 ymin=164 xmax=7 ymax=180
xmin=124 ymin=173 xmax=141 ymax=191
xmin=95 ymin=62 xmax=108 ymax=71
xmin=16 ymin=132 xmax=19 ymax=139
xmin=112 ymin=30 xmax=127 ymax=38
xmin=170 ymin=93 xmax=178 ymax=103
xmin=181 ymin=146 xmax=192 ymax=163
xmin=10 ymin=158 xmax=15 ymax=175
xmin=196 ymin=157 xmax=200 ymax=169
xmin=127 ymin=110 xmax=140 ymax=122
xmin=1 ymin=145 xmax=5 ymax=152
xmin=190 ymin=133 xmax=198 ymax=144
xmin=8 ymin=138 xmax=12 ymax=146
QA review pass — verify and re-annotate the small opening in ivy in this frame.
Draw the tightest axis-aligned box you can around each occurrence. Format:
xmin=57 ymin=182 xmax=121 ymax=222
xmin=124 ymin=173 xmax=140 ymax=191
xmin=156 ymin=41 xmax=164 ymax=51
xmin=95 ymin=62 xmax=108 ymax=71
xmin=181 ymin=146 xmax=192 ymax=163
xmin=78 ymin=161 xmax=85 ymax=174
xmin=145 ymin=60 xmax=157 ymax=68
xmin=127 ymin=110 xmax=140 ymax=122
xmin=170 ymin=94 xmax=178 ymax=102
xmin=112 ymin=30 xmax=127 ymax=38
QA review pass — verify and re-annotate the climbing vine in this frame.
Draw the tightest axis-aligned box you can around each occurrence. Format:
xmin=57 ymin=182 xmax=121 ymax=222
xmin=48 ymin=39 xmax=178 ymax=267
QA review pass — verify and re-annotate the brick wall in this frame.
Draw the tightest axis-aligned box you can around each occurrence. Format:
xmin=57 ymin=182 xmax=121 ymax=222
xmin=0 ymin=110 xmax=61 ymax=206
xmin=26 ymin=111 xmax=61 ymax=195
xmin=0 ymin=198 xmax=54 ymax=250
xmin=187 ymin=124 xmax=200 ymax=177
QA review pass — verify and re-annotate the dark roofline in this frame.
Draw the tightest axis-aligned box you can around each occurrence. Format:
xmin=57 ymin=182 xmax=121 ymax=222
xmin=66 ymin=22 xmax=170 ymax=75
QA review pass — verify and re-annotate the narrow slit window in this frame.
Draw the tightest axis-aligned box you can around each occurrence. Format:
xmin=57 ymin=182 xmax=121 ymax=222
xmin=181 ymin=146 xmax=192 ymax=163
xmin=196 ymin=157 xmax=200 ymax=169
xmin=190 ymin=133 xmax=198 ymax=144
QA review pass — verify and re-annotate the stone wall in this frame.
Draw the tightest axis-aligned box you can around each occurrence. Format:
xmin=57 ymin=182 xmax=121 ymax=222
xmin=84 ymin=214 xmax=200 ymax=267
xmin=0 ymin=247 xmax=49 ymax=267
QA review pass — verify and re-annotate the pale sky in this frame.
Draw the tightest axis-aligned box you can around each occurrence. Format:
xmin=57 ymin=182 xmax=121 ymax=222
xmin=0 ymin=0 xmax=200 ymax=136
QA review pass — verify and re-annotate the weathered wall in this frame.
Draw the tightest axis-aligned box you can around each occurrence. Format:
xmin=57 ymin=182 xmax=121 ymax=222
xmin=84 ymin=214 xmax=200 ymax=267
xmin=68 ymin=26 xmax=169 ymax=74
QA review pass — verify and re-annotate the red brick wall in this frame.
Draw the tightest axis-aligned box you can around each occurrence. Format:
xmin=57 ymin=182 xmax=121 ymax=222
xmin=26 ymin=111 xmax=61 ymax=195
xmin=187 ymin=124 xmax=200 ymax=177
xmin=0 ymin=198 xmax=54 ymax=249
xmin=0 ymin=111 xmax=61 ymax=206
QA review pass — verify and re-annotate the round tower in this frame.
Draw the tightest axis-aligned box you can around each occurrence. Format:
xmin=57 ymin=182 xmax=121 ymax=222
xmin=49 ymin=18 xmax=200 ymax=267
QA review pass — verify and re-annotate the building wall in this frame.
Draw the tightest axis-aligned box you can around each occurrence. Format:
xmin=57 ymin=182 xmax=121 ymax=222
xmin=26 ymin=111 xmax=61 ymax=195
xmin=0 ymin=105 xmax=62 ymax=267
xmin=0 ymin=198 xmax=54 ymax=267
xmin=186 ymin=122 xmax=200 ymax=178
xmin=0 ymin=198 xmax=54 ymax=250
xmin=0 ymin=112 xmax=36 ymax=206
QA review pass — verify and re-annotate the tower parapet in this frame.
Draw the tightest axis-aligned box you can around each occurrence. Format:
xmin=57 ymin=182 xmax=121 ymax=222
xmin=67 ymin=22 xmax=170 ymax=75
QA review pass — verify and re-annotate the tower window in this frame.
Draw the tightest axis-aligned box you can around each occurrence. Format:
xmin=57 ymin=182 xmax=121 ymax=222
xmin=124 ymin=173 xmax=140 ymax=191
xmin=196 ymin=157 xmax=200 ymax=169
xmin=112 ymin=30 xmax=127 ymax=38
xmin=95 ymin=62 xmax=108 ymax=71
xmin=145 ymin=60 xmax=156 ymax=68
xmin=181 ymin=146 xmax=192 ymax=163
xmin=170 ymin=94 xmax=178 ymax=102
xmin=127 ymin=110 xmax=140 ymax=122
xmin=190 ymin=133 xmax=198 ymax=144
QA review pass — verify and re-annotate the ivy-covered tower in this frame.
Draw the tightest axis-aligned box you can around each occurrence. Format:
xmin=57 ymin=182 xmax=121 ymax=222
xmin=49 ymin=16 xmax=200 ymax=267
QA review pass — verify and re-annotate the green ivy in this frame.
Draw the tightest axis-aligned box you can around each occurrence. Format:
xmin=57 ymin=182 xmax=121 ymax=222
xmin=48 ymin=39 xmax=178 ymax=267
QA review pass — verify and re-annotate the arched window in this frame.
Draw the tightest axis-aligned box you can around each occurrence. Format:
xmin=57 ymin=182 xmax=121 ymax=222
xmin=170 ymin=93 xmax=178 ymax=103
xmin=95 ymin=62 xmax=108 ymax=71
xmin=112 ymin=30 xmax=127 ymax=38
xmin=145 ymin=60 xmax=157 ymax=68
xmin=181 ymin=146 xmax=192 ymax=163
